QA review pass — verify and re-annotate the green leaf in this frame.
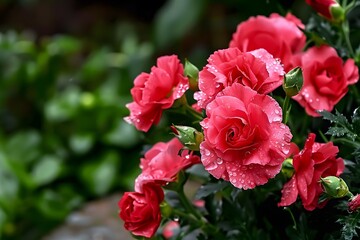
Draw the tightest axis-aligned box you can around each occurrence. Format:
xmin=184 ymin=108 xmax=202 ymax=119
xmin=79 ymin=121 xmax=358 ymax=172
xmin=5 ymin=130 xmax=41 ymax=164
xmin=186 ymin=164 xmax=209 ymax=179
xmin=195 ymin=181 xmax=229 ymax=199
xmin=45 ymin=87 xmax=81 ymax=122
xmin=154 ymin=0 xmax=205 ymax=49
xmin=46 ymin=35 xmax=81 ymax=55
xmin=318 ymin=109 xmax=350 ymax=127
xmin=36 ymin=187 xmax=82 ymax=220
xmin=0 ymin=152 xmax=19 ymax=210
xmin=326 ymin=127 xmax=356 ymax=141
xmin=80 ymin=151 xmax=120 ymax=196
xmin=81 ymin=48 xmax=109 ymax=79
xmin=69 ymin=133 xmax=94 ymax=154
xmin=103 ymin=120 xmax=141 ymax=148
xmin=31 ymin=155 xmax=62 ymax=186
xmin=337 ymin=211 xmax=360 ymax=240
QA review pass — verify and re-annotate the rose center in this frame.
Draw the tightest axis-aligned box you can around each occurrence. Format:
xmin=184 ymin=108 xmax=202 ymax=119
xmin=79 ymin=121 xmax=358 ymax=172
xmin=229 ymin=67 xmax=250 ymax=86
xmin=226 ymin=126 xmax=241 ymax=144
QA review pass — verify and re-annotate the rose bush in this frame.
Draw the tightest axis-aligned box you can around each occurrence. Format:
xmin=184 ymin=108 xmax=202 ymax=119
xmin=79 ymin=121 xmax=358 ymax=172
xmin=119 ymin=0 xmax=360 ymax=239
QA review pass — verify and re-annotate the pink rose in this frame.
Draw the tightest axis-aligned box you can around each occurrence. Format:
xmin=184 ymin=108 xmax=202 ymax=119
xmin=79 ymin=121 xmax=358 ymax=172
xmin=124 ymin=55 xmax=189 ymax=132
xmin=135 ymin=138 xmax=200 ymax=192
xmin=229 ymin=13 xmax=306 ymax=71
xmin=194 ymin=47 xmax=284 ymax=109
xmin=278 ymin=133 xmax=344 ymax=211
xmin=200 ymin=83 xmax=292 ymax=189
xmin=293 ymin=45 xmax=359 ymax=117
xmin=118 ymin=183 xmax=164 ymax=238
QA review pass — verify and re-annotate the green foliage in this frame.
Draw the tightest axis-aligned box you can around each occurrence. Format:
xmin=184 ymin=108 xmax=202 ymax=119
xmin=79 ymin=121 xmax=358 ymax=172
xmin=0 ymin=27 xmax=151 ymax=239
xmin=154 ymin=0 xmax=206 ymax=49
xmin=337 ymin=210 xmax=360 ymax=240
xmin=318 ymin=109 xmax=358 ymax=141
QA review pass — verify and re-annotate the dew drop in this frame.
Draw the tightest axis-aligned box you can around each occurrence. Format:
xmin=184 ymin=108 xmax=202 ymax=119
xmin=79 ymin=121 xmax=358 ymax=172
xmin=204 ymin=149 xmax=211 ymax=156
xmin=216 ymin=158 xmax=223 ymax=164
xmin=282 ymin=147 xmax=290 ymax=155
xmin=206 ymin=162 xmax=218 ymax=170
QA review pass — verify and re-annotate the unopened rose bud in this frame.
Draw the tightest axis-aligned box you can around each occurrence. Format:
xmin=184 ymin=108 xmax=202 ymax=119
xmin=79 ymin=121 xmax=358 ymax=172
xmin=320 ymin=176 xmax=350 ymax=198
xmin=305 ymin=0 xmax=345 ymax=23
xmin=330 ymin=3 xmax=345 ymax=23
xmin=184 ymin=59 xmax=199 ymax=91
xmin=348 ymin=194 xmax=360 ymax=212
xmin=160 ymin=202 xmax=173 ymax=218
xmin=283 ymin=67 xmax=303 ymax=97
xmin=171 ymin=125 xmax=203 ymax=151
xmin=162 ymin=221 xmax=180 ymax=239
xmin=281 ymin=158 xmax=294 ymax=179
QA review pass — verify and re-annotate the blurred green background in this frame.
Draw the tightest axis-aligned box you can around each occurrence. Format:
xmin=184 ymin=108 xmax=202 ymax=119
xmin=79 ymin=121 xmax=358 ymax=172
xmin=0 ymin=0 xmax=358 ymax=239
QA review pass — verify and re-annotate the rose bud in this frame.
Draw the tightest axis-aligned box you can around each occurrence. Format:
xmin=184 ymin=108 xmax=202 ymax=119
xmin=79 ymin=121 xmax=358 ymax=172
xmin=283 ymin=67 xmax=303 ymax=97
xmin=162 ymin=221 xmax=180 ymax=239
xmin=305 ymin=0 xmax=345 ymax=23
xmin=348 ymin=194 xmax=360 ymax=212
xmin=320 ymin=176 xmax=350 ymax=198
xmin=184 ymin=59 xmax=199 ymax=91
xmin=171 ymin=125 xmax=204 ymax=151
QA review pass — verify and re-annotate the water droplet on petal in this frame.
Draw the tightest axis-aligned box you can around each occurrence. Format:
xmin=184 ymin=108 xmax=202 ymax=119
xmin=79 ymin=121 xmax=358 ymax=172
xmin=204 ymin=149 xmax=211 ymax=156
xmin=206 ymin=162 xmax=218 ymax=171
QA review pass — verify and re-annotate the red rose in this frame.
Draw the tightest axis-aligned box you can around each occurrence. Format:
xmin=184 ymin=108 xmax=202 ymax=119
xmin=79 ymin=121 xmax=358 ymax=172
xmin=278 ymin=133 xmax=344 ymax=211
xmin=229 ymin=13 xmax=306 ymax=71
xmin=348 ymin=194 xmax=360 ymax=212
xmin=124 ymin=55 xmax=189 ymax=132
xmin=200 ymin=83 xmax=292 ymax=189
xmin=118 ymin=183 xmax=164 ymax=238
xmin=194 ymin=47 xmax=284 ymax=109
xmin=293 ymin=45 xmax=359 ymax=117
xmin=135 ymin=138 xmax=200 ymax=192
xmin=305 ymin=0 xmax=344 ymax=22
